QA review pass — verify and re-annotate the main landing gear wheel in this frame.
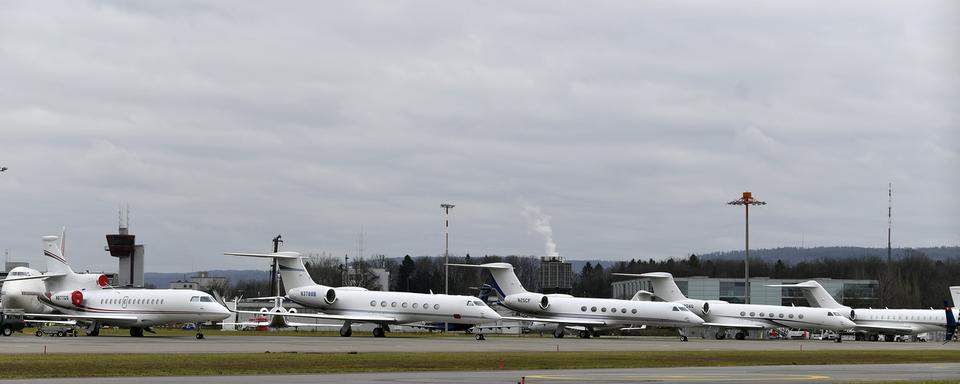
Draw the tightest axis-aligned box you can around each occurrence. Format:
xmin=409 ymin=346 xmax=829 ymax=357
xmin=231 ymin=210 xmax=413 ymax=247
xmin=372 ymin=327 xmax=386 ymax=338
xmin=553 ymin=328 xmax=565 ymax=339
xmin=715 ymin=332 xmax=726 ymax=340
xmin=578 ymin=330 xmax=590 ymax=339
xmin=129 ymin=327 xmax=144 ymax=337
xmin=339 ymin=326 xmax=353 ymax=337
xmin=680 ymin=335 xmax=689 ymax=342
xmin=734 ymin=332 xmax=746 ymax=340
xmin=35 ymin=330 xmax=43 ymax=337
xmin=475 ymin=334 xmax=485 ymax=341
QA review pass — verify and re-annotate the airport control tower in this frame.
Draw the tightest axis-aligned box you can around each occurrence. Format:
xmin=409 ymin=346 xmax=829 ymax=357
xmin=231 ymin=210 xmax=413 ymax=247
xmin=105 ymin=208 xmax=144 ymax=287
xmin=539 ymin=256 xmax=573 ymax=294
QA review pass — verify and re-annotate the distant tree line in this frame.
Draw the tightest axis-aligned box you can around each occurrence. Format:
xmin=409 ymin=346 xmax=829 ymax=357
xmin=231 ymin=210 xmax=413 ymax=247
xmin=213 ymin=250 xmax=959 ymax=309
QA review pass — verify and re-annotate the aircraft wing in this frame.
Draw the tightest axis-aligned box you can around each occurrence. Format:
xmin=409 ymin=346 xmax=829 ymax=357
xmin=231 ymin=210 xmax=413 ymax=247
xmin=222 ymin=321 xmax=341 ymax=328
xmin=702 ymin=322 xmax=767 ymax=329
xmin=500 ymin=316 xmax=607 ymax=326
xmin=0 ymin=273 xmax=66 ymax=283
xmin=24 ymin=319 xmax=77 ymax=325
xmin=853 ymin=323 xmax=918 ymax=334
xmin=22 ymin=313 xmax=139 ymax=322
xmin=234 ymin=310 xmax=396 ymax=323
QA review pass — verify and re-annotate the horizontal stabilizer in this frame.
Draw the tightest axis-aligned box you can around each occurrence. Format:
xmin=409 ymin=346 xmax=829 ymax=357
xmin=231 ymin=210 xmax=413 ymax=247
xmin=224 ymin=252 xmax=302 ymax=259
xmin=0 ymin=273 xmax=66 ymax=283
xmin=447 ymin=263 xmax=513 ymax=269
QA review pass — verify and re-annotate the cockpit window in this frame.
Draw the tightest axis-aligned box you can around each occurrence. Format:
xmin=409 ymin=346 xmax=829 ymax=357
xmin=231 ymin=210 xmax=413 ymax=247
xmin=200 ymin=296 xmax=213 ymax=302
xmin=678 ymin=306 xmax=689 ymax=312
xmin=474 ymin=301 xmax=485 ymax=306
xmin=466 ymin=301 xmax=474 ymax=306
xmin=672 ymin=306 xmax=680 ymax=311
xmin=190 ymin=296 xmax=200 ymax=302
xmin=827 ymin=312 xmax=834 ymax=316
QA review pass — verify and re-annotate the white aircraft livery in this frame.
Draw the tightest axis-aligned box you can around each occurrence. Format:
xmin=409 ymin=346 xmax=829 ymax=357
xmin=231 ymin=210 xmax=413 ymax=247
xmin=770 ymin=280 xmax=960 ymax=341
xmin=0 ymin=235 xmax=231 ymax=338
xmin=226 ymin=251 xmax=502 ymax=339
xmin=450 ymin=263 xmax=705 ymax=340
xmin=616 ymin=272 xmax=856 ymax=341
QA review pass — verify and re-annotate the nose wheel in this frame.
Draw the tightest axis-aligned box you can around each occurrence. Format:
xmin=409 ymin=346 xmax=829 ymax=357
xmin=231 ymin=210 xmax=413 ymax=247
xmin=196 ymin=323 xmax=204 ymax=339
xmin=475 ymin=333 xmax=485 ymax=341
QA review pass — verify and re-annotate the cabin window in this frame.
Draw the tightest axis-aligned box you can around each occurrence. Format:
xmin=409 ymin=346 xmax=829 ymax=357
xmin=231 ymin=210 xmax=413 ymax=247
xmin=740 ymin=311 xmax=746 ymax=316
xmin=413 ymin=303 xmax=419 ymax=309
xmin=779 ymin=313 xmax=784 ymax=318
xmin=433 ymin=304 xmax=440 ymax=310
xmin=788 ymin=314 xmax=794 ymax=319
xmin=798 ymin=314 xmax=803 ymax=319
xmin=749 ymin=312 xmax=755 ymax=317
xmin=391 ymin=302 xmax=397 ymax=308
xmin=591 ymin=307 xmax=597 ymax=312
xmin=402 ymin=303 xmax=408 ymax=308
xmin=581 ymin=306 xmax=587 ymax=312
xmin=423 ymin=303 xmax=428 ymax=309
xmin=380 ymin=301 xmax=387 ymax=307
xmin=601 ymin=308 xmax=607 ymax=313
xmin=768 ymin=313 xmax=774 ymax=318
xmin=759 ymin=313 xmax=765 ymax=317
xmin=370 ymin=300 xmax=376 ymax=307
xmin=631 ymin=309 xmax=637 ymax=314
xmin=161 ymin=299 xmax=164 ymax=304
xmin=621 ymin=308 xmax=626 ymax=314
xmin=612 ymin=308 xmax=617 ymax=313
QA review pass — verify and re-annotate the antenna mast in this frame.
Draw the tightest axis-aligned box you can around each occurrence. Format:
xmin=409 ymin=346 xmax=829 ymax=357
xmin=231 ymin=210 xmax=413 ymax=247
xmin=887 ymin=183 xmax=892 ymax=263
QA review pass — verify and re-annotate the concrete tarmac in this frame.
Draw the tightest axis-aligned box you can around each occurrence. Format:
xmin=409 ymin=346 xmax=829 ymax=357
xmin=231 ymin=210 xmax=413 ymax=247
xmin=1 ymin=363 xmax=957 ymax=383
xmin=2 ymin=333 xmax=959 ymax=354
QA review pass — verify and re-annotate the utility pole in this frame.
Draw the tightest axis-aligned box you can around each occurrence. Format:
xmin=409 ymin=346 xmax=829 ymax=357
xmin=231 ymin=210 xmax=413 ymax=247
xmin=271 ymin=235 xmax=282 ymax=296
xmin=441 ymin=203 xmax=454 ymax=334
xmin=887 ymin=183 xmax=892 ymax=264
xmin=728 ymin=192 xmax=766 ymax=304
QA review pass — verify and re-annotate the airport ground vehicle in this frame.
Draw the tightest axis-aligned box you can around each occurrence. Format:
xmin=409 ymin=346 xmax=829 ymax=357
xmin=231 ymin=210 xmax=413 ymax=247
xmin=1 ymin=310 xmax=27 ymax=336
xmin=35 ymin=323 xmax=78 ymax=337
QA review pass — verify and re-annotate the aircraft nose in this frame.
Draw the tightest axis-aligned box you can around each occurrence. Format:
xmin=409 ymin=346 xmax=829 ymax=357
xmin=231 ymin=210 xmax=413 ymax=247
xmin=842 ymin=317 xmax=856 ymax=329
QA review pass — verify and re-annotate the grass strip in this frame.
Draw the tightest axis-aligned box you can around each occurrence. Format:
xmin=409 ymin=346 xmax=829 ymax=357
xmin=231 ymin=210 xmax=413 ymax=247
xmin=0 ymin=350 xmax=958 ymax=379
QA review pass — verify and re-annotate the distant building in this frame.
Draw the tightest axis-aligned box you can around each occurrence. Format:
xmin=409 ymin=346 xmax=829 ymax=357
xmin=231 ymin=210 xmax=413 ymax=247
xmin=539 ymin=256 xmax=573 ymax=294
xmin=169 ymin=280 xmax=199 ymax=290
xmin=189 ymin=271 xmax=227 ymax=291
xmin=4 ymin=261 xmax=29 ymax=272
xmin=370 ymin=268 xmax=390 ymax=291
xmin=612 ymin=276 xmax=879 ymax=307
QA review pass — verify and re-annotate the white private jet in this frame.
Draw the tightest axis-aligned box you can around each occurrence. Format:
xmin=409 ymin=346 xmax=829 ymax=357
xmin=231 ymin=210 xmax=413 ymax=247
xmin=769 ymin=280 xmax=960 ymax=342
xmin=615 ymin=272 xmax=856 ymax=341
xmin=449 ymin=263 xmax=705 ymax=340
xmin=1 ymin=235 xmax=231 ymax=339
xmin=225 ymin=252 xmax=502 ymax=339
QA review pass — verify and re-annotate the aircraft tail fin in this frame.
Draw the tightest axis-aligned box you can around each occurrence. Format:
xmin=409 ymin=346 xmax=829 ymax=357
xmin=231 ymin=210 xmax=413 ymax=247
xmin=43 ymin=235 xmax=75 ymax=277
xmin=949 ymin=286 xmax=960 ymax=307
xmin=766 ymin=280 xmax=845 ymax=309
xmin=225 ymin=252 xmax=316 ymax=289
xmin=945 ymin=300 xmax=957 ymax=343
xmin=448 ymin=263 xmax=527 ymax=297
xmin=612 ymin=272 xmax=688 ymax=302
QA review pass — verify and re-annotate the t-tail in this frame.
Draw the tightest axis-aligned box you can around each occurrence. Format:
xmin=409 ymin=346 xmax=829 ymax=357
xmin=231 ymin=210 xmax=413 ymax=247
xmin=43 ymin=235 xmax=75 ymax=278
xmin=766 ymin=280 xmax=845 ymax=309
xmin=612 ymin=272 xmax=688 ymax=302
xmin=447 ymin=263 xmax=527 ymax=297
xmin=945 ymin=300 xmax=957 ymax=343
xmin=949 ymin=286 xmax=960 ymax=309
xmin=224 ymin=252 xmax=317 ymax=290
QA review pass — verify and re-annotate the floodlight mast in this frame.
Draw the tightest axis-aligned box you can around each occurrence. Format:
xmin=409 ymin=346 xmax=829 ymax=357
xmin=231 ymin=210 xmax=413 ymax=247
xmin=727 ymin=192 xmax=766 ymax=305
xmin=441 ymin=203 xmax=454 ymax=333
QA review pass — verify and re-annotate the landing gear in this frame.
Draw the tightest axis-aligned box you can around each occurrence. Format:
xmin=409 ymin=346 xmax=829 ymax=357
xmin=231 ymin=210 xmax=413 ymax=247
xmin=129 ymin=327 xmax=144 ymax=337
xmin=884 ymin=334 xmax=895 ymax=342
xmin=680 ymin=335 xmax=689 ymax=342
xmin=715 ymin=331 xmax=726 ymax=340
xmin=553 ymin=327 xmax=565 ymax=339
xmin=734 ymin=331 xmax=746 ymax=340
xmin=678 ymin=328 xmax=689 ymax=342
xmin=196 ymin=323 xmax=205 ymax=340
xmin=475 ymin=333 xmax=485 ymax=341
xmin=339 ymin=322 xmax=353 ymax=337
xmin=578 ymin=330 xmax=590 ymax=339
xmin=591 ymin=330 xmax=600 ymax=338
xmin=834 ymin=336 xmax=842 ymax=343
xmin=372 ymin=326 xmax=387 ymax=338
xmin=85 ymin=322 xmax=100 ymax=337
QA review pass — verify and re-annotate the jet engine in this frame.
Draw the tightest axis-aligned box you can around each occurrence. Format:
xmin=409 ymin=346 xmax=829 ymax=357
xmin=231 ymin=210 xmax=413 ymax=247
xmin=50 ymin=290 xmax=85 ymax=308
xmin=503 ymin=293 xmax=550 ymax=313
xmin=849 ymin=309 xmax=856 ymax=320
xmin=323 ymin=288 xmax=337 ymax=305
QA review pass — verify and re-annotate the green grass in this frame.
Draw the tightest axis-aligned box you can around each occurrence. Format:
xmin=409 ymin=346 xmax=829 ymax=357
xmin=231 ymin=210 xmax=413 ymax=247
xmin=0 ymin=350 xmax=958 ymax=379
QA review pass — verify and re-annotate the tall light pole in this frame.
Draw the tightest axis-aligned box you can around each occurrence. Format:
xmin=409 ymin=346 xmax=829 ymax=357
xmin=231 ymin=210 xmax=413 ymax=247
xmin=728 ymin=191 xmax=765 ymax=304
xmin=441 ymin=203 xmax=454 ymax=334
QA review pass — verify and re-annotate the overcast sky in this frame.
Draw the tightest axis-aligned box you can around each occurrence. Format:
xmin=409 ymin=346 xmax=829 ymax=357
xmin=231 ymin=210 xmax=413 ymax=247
xmin=0 ymin=1 xmax=957 ymax=273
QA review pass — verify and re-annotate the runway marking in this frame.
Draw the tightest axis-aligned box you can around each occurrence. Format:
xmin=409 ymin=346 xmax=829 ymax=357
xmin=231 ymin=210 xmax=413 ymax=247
xmin=525 ymin=373 xmax=832 ymax=382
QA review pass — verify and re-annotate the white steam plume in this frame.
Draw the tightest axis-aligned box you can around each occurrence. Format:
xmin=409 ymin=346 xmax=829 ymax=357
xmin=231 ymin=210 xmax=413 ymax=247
xmin=522 ymin=203 xmax=559 ymax=257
